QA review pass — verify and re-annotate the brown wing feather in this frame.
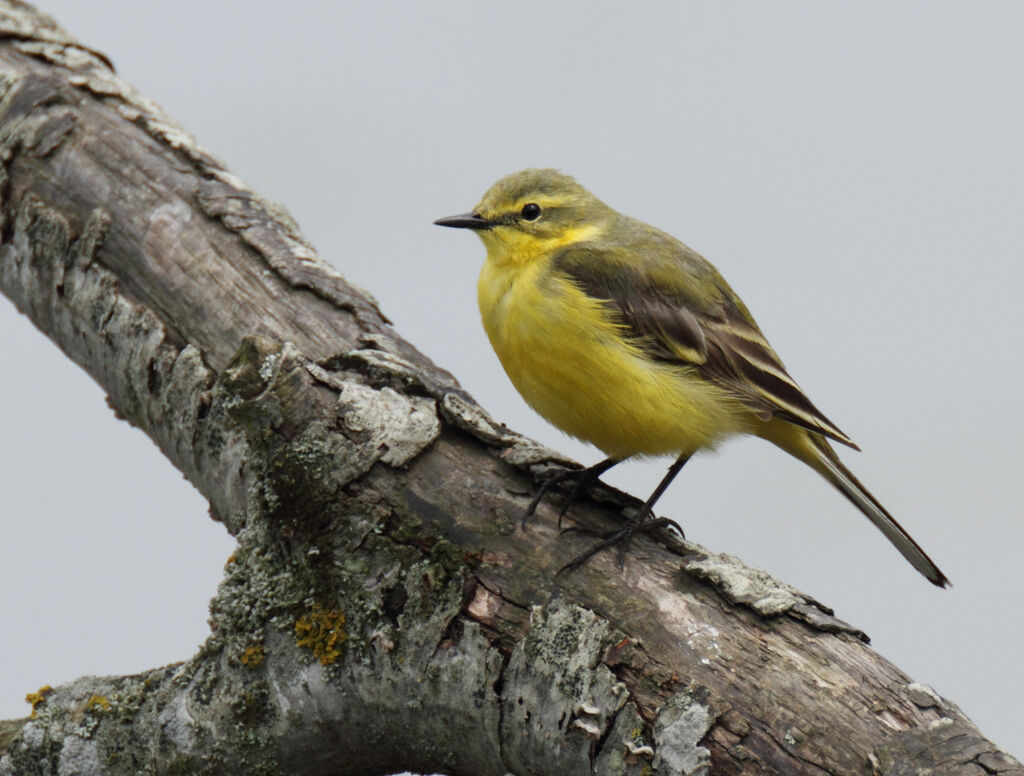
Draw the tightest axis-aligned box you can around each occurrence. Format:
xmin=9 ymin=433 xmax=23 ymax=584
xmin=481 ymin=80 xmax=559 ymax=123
xmin=700 ymin=310 xmax=858 ymax=448
xmin=553 ymin=244 xmax=858 ymax=449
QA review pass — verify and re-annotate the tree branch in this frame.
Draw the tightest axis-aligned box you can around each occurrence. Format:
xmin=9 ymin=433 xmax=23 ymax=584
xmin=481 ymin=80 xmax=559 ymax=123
xmin=0 ymin=3 xmax=1019 ymax=774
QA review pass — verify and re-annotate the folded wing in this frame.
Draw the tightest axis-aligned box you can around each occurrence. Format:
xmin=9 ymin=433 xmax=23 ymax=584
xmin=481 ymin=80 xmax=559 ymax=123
xmin=552 ymin=242 xmax=858 ymax=449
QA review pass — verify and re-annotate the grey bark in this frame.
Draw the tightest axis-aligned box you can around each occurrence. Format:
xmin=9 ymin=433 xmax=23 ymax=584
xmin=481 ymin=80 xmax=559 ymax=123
xmin=0 ymin=3 xmax=1018 ymax=775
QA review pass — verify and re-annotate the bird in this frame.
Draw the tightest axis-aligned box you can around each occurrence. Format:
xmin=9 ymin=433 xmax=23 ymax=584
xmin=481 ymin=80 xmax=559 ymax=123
xmin=434 ymin=168 xmax=949 ymax=587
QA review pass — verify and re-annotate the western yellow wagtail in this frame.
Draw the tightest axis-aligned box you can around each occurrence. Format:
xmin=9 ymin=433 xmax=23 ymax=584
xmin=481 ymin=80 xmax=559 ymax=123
xmin=436 ymin=169 xmax=948 ymax=587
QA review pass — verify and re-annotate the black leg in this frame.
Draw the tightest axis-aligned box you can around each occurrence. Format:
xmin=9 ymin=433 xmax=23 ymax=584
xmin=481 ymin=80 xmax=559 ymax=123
xmin=633 ymin=452 xmax=690 ymax=523
xmin=523 ymin=457 xmax=620 ymax=529
xmin=558 ymin=452 xmax=692 ymax=574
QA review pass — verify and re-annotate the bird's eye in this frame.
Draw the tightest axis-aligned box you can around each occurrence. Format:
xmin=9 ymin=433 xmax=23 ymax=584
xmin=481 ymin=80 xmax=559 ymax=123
xmin=520 ymin=203 xmax=542 ymax=221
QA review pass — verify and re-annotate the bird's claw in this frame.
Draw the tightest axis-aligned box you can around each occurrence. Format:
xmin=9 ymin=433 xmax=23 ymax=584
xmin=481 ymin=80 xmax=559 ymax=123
xmin=557 ymin=514 xmax=686 ymax=575
xmin=523 ymin=458 xmax=618 ymax=530
xmin=523 ymin=466 xmax=582 ymax=529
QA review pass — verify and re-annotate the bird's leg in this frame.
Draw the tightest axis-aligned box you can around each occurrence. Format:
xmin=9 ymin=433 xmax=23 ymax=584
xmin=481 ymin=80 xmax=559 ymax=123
xmin=523 ymin=457 xmax=620 ymax=529
xmin=559 ymin=453 xmax=691 ymax=574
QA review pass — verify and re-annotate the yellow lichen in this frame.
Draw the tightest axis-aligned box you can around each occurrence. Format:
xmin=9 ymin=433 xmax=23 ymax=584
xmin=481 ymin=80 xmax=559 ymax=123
xmin=240 ymin=643 xmax=265 ymax=668
xmin=86 ymin=694 xmax=110 ymax=712
xmin=25 ymin=685 xmax=53 ymax=718
xmin=294 ymin=604 xmax=348 ymax=665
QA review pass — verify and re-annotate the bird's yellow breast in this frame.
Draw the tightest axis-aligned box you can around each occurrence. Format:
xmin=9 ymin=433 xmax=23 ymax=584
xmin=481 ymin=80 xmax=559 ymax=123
xmin=477 ymin=250 xmax=752 ymax=460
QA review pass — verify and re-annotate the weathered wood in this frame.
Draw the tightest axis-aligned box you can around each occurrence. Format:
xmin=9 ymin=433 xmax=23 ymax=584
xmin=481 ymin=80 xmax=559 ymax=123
xmin=0 ymin=3 xmax=1019 ymax=774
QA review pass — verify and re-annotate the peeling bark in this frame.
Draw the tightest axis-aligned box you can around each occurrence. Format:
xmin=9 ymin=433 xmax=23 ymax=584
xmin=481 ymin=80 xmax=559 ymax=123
xmin=0 ymin=3 xmax=1020 ymax=775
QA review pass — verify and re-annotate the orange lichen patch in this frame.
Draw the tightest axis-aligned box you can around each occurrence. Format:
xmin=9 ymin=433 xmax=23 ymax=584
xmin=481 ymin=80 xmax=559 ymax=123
xmin=294 ymin=604 xmax=348 ymax=665
xmin=240 ymin=643 xmax=265 ymax=668
xmin=86 ymin=694 xmax=110 ymax=712
xmin=25 ymin=685 xmax=53 ymax=718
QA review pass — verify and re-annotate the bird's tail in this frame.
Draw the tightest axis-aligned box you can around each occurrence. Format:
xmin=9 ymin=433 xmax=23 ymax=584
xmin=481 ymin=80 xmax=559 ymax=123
xmin=760 ymin=420 xmax=950 ymax=588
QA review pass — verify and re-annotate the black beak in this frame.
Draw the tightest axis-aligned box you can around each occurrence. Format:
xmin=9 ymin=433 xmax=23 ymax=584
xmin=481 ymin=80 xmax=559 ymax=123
xmin=433 ymin=212 xmax=492 ymax=230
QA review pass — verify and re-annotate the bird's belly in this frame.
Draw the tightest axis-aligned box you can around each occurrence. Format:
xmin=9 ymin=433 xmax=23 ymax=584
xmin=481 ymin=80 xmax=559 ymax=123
xmin=478 ymin=261 xmax=750 ymax=459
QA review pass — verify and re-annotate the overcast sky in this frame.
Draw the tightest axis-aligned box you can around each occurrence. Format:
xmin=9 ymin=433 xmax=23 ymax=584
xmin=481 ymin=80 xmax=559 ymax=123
xmin=2 ymin=0 xmax=1021 ymax=761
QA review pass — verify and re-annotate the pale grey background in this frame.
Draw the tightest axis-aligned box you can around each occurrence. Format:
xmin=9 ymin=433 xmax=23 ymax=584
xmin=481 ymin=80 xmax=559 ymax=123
xmin=2 ymin=0 xmax=1021 ymax=761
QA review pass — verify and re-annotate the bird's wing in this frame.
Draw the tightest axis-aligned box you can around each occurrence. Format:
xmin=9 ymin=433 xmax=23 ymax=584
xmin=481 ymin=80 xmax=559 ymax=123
xmin=551 ymin=241 xmax=858 ymax=449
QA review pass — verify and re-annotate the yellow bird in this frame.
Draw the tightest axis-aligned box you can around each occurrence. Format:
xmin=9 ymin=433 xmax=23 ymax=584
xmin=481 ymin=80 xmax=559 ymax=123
xmin=435 ymin=168 xmax=948 ymax=587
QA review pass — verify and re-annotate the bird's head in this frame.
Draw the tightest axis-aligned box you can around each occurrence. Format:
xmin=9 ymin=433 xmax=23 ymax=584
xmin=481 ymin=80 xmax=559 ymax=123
xmin=435 ymin=168 xmax=611 ymax=264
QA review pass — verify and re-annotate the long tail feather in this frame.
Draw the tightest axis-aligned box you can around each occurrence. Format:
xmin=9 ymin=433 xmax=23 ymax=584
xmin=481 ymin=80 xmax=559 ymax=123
xmin=762 ymin=420 xmax=950 ymax=588
xmin=814 ymin=443 xmax=949 ymax=587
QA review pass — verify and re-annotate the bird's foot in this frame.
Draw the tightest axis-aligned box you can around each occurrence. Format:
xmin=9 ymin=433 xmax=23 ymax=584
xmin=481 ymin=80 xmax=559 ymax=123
xmin=557 ymin=512 xmax=685 ymax=574
xmin=523 ymin=457 xmax=619 ymax=529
